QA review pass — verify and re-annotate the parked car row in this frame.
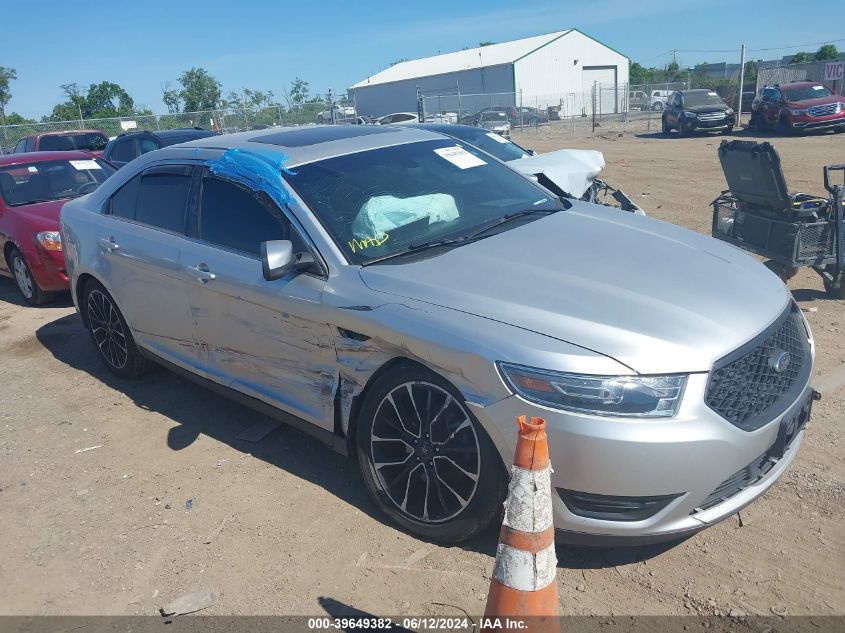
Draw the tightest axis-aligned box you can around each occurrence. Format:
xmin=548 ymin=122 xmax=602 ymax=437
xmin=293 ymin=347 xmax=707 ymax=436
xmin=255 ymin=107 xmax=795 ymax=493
xmin=46 ymin=124 xmax=813 ymax=547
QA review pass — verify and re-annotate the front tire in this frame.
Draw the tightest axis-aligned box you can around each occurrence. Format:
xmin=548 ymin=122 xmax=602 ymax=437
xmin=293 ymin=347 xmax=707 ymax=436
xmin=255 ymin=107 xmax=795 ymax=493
xmin=82 ymin=279 xmax=152 ymax=379
xmin=9 ymin=247 xmax=54 ymax=306
xmin=356 ymin=362 xmax=507 ymax=543
xmin=661 ymin=116 xmax=670 ymax=134
xmin=677 ymin=118 xmax=686 ymax=138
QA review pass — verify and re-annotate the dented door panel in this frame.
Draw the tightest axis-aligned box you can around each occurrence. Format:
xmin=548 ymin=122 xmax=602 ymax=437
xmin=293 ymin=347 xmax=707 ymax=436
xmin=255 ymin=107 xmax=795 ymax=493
xmin=181 ymin=241 xmax=337 ymax=429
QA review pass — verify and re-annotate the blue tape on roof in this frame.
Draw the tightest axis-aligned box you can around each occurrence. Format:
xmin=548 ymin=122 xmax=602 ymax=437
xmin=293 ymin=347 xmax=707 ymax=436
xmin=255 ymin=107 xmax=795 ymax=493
xmin=208 ymin=148 xmax=295 ymax=207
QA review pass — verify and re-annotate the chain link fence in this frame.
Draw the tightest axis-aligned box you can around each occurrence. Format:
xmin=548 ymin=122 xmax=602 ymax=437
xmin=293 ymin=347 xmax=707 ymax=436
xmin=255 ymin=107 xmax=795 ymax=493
xmin=418 ymin=81 xmax=702 ymax=136
xmin=0 ymin=94 xmax=359 ymax=154
xmin=757 ymin=59 xmax=844 ymax=95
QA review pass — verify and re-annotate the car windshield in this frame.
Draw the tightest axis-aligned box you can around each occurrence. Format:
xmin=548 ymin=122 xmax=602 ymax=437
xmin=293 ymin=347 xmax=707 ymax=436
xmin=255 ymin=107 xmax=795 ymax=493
xmin=285 ymin=139 xmax=560 ymax=265
xmin=435 ymin=126 xmax=531 ymax=162
xmin=683 ymin=91 xmax=726 ymax=107
xmin=0 ymin=158 xmax=114 ymax=207
xmin=40 ymin=132 xmax=108 ymax=152
xmin=784 ymin=85 xmax=832 ymax=101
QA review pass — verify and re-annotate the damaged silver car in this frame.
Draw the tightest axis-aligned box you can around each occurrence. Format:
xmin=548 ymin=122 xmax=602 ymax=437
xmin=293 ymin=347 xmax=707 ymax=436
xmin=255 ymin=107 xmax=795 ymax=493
xmin=60 ymin=125 xmax=815 ymax=545
xmin=412 ymin=123 xmax=645 ymax=214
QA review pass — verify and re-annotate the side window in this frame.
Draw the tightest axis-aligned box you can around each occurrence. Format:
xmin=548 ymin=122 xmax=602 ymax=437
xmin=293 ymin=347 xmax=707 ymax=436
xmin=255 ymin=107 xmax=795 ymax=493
xmin=108 ymin=165 xmax=191 ymax=233
xmin=138 ymin=137 xmax=160 ymax=154
xmin=110 ymin=174 xmax=141 ymax=219
xmin=772 ymin=89 xmax=782 ymax=102
xmin=26 ymin=137 xmax=35 ymax=152
xmin=14 ymin=139 xmax=26 ymax=153
xmin=198 ymin=177 xmax=289 ymax=257
xmin=109 ymin=139 xmax=137 ymax=164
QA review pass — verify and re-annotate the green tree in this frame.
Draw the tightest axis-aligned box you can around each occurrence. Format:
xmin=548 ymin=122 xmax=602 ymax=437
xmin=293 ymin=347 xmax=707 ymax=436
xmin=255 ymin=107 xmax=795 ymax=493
xmin=85 ymin=81 xmax=134 ymax=117
xmin=791 ymin=51 xmax=812 ymax=63
xmin=0 ymin=66 xmax=17 ymax=125
xmin=629 ymin=62 xmax=649 ymax=85
xmin=178 ymin=68 xmax=222 ymax=112
xmin=289 ymin=77 xmax=309 ymax=107
xmin=4 ymin=112 xmax=35 ymax=125
xmin=815 ymin=44 xmax=840 ymax=61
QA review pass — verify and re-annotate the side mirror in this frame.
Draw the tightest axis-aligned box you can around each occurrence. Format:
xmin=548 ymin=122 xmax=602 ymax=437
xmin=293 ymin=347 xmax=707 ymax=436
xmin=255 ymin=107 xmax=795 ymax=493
xmin=261 ymin=240 xmax=317 ymax=281
xmin=261 ymin=240 xmax=294 ymax=281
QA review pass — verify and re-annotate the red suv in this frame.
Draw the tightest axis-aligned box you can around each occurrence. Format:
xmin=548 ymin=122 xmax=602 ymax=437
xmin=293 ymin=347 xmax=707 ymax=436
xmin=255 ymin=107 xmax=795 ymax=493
xmin=751 ymin=82 xmax=845 ymax=134
xmin=13 ymin=130 xmax=109 ymax=156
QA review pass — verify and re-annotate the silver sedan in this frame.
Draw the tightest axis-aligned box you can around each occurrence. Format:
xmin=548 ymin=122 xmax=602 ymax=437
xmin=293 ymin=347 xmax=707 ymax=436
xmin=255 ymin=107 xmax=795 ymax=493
xmin=60 ymin=125 xmax=815 ymax=545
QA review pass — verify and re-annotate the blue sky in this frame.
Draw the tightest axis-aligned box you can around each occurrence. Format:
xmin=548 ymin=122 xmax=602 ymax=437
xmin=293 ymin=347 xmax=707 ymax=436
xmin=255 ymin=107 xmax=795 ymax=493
xmin=4 ymin=0 xmax=843 ymax=117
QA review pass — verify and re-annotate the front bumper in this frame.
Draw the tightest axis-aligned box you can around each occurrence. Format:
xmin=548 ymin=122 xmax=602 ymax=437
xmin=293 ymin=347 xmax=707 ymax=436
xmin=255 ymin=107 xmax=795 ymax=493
xmin=789 ymin=113 xmax=845 ymax=131
xmin=23 ymin=246 xmax=69 ymax=292
xmin=687 ymin=114 xmax=736 ymax=131
xmin=473 ymin=373 xmax=812 ymax=545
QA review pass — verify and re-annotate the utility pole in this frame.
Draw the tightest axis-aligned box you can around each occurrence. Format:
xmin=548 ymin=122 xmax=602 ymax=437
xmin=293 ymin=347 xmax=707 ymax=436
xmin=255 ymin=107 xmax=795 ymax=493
xmin=672 ymin=49 xmax=677 ymax=66
xmin=737 ymin=43 xmax=746 ymax=127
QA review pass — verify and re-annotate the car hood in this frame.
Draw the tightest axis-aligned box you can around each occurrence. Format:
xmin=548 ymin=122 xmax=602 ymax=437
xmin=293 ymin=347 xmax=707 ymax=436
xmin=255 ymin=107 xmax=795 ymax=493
xmin=685 ymin=104 xmax=730 ymax=114
xmin=786 ymin=95 xmax=843 ymax=108
xmin=14 ymin=199 xmax=66 ymax=224
xmin=359 ymin=205 xmax=790 ymax=374
xmin=509 ymin=149 xmax=605 ymax=198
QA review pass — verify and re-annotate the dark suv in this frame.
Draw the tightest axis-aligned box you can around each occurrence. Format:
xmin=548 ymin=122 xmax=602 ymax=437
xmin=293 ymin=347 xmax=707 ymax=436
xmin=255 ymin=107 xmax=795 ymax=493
xmin=103 ymin=128 xmax=217 ymax=168
xmin=661 ymin=89 xmax=735 ymax=137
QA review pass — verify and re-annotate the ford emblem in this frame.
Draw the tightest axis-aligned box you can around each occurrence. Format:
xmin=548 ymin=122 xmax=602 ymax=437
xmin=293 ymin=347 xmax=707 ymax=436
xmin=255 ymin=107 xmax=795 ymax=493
xmin=769 ymin=350 xmax=791 ymax=373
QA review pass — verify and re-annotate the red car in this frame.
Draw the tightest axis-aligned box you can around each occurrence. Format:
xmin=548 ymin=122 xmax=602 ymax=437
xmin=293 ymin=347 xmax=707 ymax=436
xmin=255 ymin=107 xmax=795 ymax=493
xmin=751 ymin=82 xmax=845 ymax=134
xmin=0 ymin=152 xmax=115 ymax=305
xmin=13 ymin=129 xmax=109 ymax=157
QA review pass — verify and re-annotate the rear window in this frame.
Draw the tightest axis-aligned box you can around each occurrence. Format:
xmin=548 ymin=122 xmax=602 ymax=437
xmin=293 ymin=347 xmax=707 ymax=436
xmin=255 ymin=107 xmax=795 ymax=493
xmin=40 ymin=132 xmax=108 ymax=152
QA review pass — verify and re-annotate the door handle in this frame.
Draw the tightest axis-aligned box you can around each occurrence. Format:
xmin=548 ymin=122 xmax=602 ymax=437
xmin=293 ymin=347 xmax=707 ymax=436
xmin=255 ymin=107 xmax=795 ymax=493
xmin=98 ymin=237 xmax=119 ymax=252
xmin=187 ymin=264 xmax=216 ymax=282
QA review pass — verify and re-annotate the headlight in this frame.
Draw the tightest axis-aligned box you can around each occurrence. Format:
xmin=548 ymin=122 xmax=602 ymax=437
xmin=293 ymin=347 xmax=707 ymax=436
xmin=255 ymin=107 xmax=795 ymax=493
xmin=789 ymin=109 xmax=807 ymax=116
xmin=498 ymin=363 xmax=687 ymax=418
xmin=683 ymin=111 xmax=697 ymax=118
xmin=36 ymin=230 xmax=62 ymax=251
xmin=725 ymin=108 xmax=734 ymax=115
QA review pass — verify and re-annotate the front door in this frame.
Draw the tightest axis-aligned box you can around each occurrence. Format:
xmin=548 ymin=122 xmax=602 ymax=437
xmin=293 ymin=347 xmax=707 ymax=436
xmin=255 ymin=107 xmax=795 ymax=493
xmin=182 ymin=172 xmax=337 ymax=428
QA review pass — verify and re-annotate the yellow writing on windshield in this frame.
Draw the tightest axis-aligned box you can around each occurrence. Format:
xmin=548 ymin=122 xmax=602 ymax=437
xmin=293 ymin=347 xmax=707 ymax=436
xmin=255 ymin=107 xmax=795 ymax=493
xmin=349 ymin=232 xmax=389 ymax=253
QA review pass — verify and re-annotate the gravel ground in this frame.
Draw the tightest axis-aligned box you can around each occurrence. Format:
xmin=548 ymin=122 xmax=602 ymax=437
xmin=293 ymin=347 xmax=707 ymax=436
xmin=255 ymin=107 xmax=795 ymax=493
xmin=1 ymin=125 xmax=843 ymax=618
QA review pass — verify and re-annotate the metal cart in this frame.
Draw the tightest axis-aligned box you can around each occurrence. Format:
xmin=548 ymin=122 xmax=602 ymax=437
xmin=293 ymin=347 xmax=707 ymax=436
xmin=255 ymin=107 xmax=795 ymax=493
xmin=711 ymin=140 xmax=845 ymax=299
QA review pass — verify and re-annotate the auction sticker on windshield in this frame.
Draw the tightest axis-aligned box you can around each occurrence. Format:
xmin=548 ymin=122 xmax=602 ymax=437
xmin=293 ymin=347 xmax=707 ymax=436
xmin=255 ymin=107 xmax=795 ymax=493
xmin=434 ymin=146 xmax=486 ymax=169
xmin=486 ymin=132 xmax=510 ymax=144
xmin=69 ymin=160 xmax=101 ymax=171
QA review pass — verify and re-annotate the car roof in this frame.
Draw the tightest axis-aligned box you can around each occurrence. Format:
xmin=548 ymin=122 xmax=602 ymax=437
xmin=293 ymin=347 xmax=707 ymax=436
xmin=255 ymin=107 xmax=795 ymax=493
xmin=0 ymin=150 xmax=98 ymax=166
xmin=680 ymin=89 xmax=717 ymax=95
xmin=777 ymin=81 xmax=824 ymax=89
xmin=177 ymin=124 xmax=445 ymax=167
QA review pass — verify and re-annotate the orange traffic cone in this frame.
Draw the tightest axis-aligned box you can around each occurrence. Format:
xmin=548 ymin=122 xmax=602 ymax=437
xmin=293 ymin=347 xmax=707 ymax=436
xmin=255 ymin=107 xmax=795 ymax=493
xmin=483 ymin=416 xmax=559 ymax=633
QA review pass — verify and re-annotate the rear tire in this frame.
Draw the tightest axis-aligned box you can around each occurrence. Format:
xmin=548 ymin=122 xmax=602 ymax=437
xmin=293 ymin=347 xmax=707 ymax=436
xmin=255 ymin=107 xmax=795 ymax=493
xmin=81 ymin=279 xmax=152 ymax=379
xmin=9 ymin=247 xmax=54 ymax=306
xmin=722 ymin=126 xmax=734 ymax=135
xmin=356 ymin=362 xmax=507 ymax=543
xmin=753 ymin=114 xmax=767 ymax=133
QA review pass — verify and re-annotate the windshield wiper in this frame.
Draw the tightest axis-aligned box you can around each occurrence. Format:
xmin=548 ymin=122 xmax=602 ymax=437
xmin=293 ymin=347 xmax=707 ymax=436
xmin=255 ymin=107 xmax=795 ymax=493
xmin=462 ymin=208 xmax=558 ymax=240
xmin=361 ymin=208 xmax=558 ymax=266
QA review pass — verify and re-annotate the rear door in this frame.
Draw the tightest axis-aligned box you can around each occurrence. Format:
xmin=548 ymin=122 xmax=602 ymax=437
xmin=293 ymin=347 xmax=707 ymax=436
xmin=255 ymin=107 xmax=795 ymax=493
xmin=180 ymin=172 xmax=336 ymax=428
xmin=98 ymin=164 xmax=198 ymax=366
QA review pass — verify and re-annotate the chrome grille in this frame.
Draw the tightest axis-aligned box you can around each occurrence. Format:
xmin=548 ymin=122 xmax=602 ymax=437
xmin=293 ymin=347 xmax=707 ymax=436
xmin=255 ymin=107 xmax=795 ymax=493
xmin=704 ymin=306 xmax=810 ymax=431
xmin=697 ymin=111 xmax=726 ymax=121
xmin=808 ymin=103 xmax=838 ymax=117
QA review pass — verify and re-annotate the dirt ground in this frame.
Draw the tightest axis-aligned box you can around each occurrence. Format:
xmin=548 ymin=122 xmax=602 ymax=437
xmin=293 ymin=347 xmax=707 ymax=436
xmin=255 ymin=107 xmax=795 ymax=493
xmin=1 ymin=125 xmax=843 ymax=619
